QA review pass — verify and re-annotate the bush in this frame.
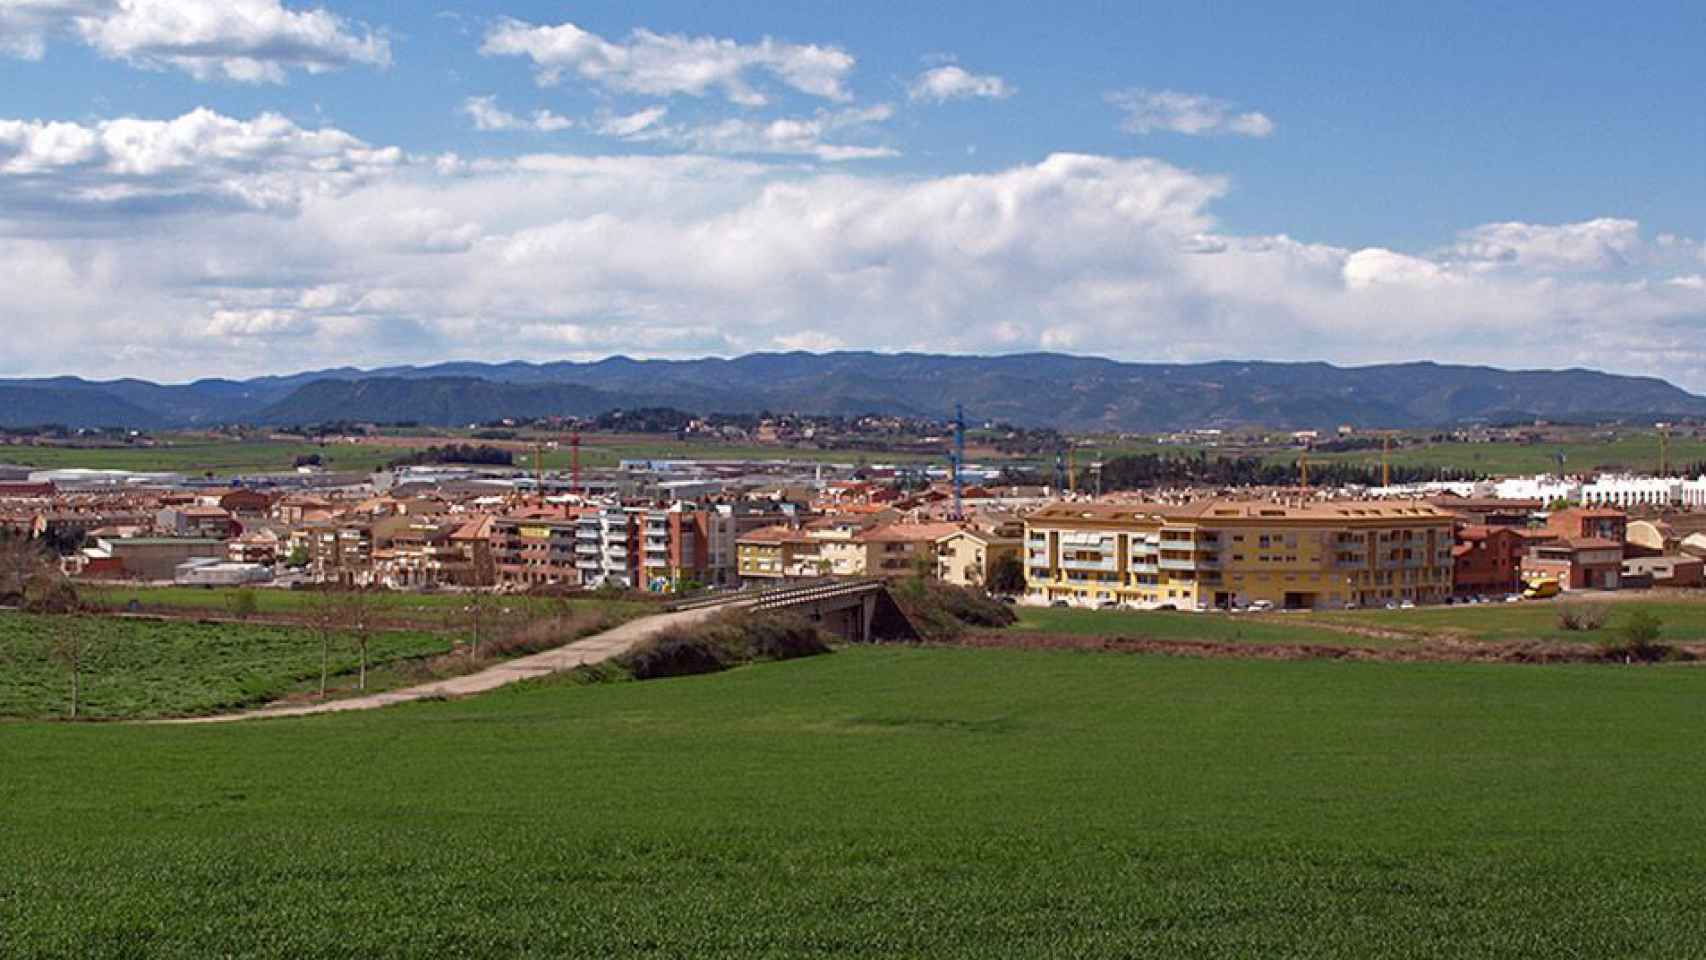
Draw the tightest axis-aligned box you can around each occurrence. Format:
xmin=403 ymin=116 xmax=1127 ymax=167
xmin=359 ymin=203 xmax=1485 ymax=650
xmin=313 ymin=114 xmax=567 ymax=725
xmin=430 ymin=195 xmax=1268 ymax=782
xmin=619 ymin=630 xmax=732 ymax=680
xmin=1557 ymin=605 xmax=1607 ymax=632
xmin=21 ymin=573 xmax=79 ymax=614
xmin=1603 ymin=609 xmax=1668 ymax=661
xmin=228 ymin=589 xmax=259 ymax=621
xmin=889 ymin=577 xmax=1017 ymax=640
xmin=616 ymin=610 xmax=833 ymax=680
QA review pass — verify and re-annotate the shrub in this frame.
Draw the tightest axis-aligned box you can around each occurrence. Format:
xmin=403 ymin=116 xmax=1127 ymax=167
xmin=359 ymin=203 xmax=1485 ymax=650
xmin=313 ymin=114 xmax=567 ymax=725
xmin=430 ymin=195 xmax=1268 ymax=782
xmin=228 ymin=589 xmax=259 ymax=621
xmin=1557 ymin=605 xmax=1607 ymax=632
xmin=889 ymin=577 xmax=1017 ymax=640
xmin=619 ymin=630 xmax=732 ymax=680
xmin=21 ymin=573 xmax=79 ymax=615
xmin=616 ymin=610 xmax=833 ymax=680
xmin=1603 ymin=609 xmax=1668 ymax=662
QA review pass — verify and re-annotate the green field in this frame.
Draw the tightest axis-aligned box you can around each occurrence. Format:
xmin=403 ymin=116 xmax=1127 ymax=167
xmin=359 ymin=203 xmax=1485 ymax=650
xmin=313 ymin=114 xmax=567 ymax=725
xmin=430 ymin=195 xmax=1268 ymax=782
xmin=6 ymin=647 xmax=1706 ymax=956
xmin=1312 ymin=599 xmax=1706 ymax=644
xmin=0 ymin=612 xmax=454 ymax=720
xmin=1276 ymin=432 xmax=1706 ymax=478
xmin=78 ymin=584 xmax=653 ymax=628
xmin=0 ymin=437 xmax=412 ymax=476
xmin=1011 ymin=605 xmax=1389 ymax=647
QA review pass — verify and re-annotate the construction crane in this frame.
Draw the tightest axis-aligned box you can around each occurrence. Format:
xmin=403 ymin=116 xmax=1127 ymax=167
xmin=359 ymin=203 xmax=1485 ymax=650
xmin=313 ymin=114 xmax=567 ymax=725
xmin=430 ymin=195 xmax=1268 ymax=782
xmin=570 ymin=430 xmax=583 ymax=495
xmin=950 ymin=404 xmax=967 ymax=521
xmin=1053 ymin=447 xmax=1067 ymax=494
xmin=533 ymin=442 xmax=546 ymax=497
xmin=1091 ymin=451 xmax=1105 ymax=499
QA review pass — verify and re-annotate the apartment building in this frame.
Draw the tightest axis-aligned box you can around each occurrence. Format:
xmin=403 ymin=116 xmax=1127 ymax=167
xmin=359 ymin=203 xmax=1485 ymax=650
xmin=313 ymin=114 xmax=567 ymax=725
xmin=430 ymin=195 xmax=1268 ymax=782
xmin=491 ymin=516 xmax=581 ymax=588
xmin=1023 ymin=499 xmax=1455 ymax=610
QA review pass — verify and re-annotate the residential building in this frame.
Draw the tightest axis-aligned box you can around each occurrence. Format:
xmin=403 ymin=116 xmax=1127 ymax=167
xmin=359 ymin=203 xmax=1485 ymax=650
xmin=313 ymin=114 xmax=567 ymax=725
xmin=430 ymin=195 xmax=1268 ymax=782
xmin=856 ymin=523 xmax=966 ymax=577
xmin=491 ymin=516 xmax=582 ymax=589
xmin=1023 ymin=499 xmax=1455 ymax=610
xmin=736 ymin=525 xmax=822 ymax=583
xmin=1451 ymin=525 xmax=1526 ymax=597
xmin=936 ymin=528 xmax=1023 ymax=590
xmin=1545 ymin=508 xmax=1628 ymax=544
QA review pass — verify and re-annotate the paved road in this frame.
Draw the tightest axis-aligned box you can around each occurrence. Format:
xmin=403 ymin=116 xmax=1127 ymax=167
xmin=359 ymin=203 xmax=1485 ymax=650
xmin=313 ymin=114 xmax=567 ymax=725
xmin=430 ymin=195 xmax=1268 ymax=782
xmin=166 ymin=604 xmax=729 ymax=724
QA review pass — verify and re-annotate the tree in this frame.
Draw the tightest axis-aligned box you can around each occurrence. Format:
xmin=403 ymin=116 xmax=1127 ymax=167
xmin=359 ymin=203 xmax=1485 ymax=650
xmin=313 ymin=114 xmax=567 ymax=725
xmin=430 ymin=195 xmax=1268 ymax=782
xmin=340 ymin=591 xmax=378 ymax=691
xmin=0 ymin=537 xmax=50 ymax=606
xmin=304 ymin=591 xmax=344 ymax=699
xmin=984 ymin=554 xmax=1026 ymax=596
xmin=285 ymin=546 xmax=310 ymax=569
xmin=49 ymin=615 xmax=96 ymax=720
xmin=22 ymin=570 xmax=79 ymax=614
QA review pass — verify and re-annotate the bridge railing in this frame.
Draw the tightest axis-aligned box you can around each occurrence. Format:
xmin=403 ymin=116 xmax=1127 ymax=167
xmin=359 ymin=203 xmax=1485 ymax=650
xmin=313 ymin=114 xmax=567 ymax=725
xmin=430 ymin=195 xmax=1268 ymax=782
xmin=666 ymin=577 xmax=885 ymax=613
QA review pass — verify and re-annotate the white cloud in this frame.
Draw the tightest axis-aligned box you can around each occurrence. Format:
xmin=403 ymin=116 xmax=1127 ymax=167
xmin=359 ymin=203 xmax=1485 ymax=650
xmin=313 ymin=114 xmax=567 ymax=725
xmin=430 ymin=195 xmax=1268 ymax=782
xmin=1439 ymin=218 xmax=1644 ymax=272
xmin=611 ymin=104 xmax=896 ymax=161
xmin=1106 ymin=88 xmax=1275 ymax=137
xmin=908 ymin=65 xmax=1013 ymax=103
xmin=461 ymin=96 xmax=572 ymax=133
xmin=595 ymin=106 xmax=669 ymax=138
xmin=2 ymin=111 xmax=1704 ymax=393
xmin=1 ymin=0 xmax=390 ymax=82
xmin=0 ymin=107 xmax=401 ymax=211
xmin=480 ymin=18 xmax=855 ymax=106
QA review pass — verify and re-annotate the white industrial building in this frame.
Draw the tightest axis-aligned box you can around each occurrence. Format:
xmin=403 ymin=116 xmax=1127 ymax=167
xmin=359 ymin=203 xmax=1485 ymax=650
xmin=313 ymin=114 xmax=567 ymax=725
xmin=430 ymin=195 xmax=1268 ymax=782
xmin=1578 ymin=475 xmax=1683 ymax=509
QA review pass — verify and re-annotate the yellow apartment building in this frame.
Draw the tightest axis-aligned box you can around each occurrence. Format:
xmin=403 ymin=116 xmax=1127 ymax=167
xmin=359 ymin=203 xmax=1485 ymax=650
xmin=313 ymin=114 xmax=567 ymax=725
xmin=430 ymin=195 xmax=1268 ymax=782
xmin=1023 ymin=499 xmax=1455 ymax=610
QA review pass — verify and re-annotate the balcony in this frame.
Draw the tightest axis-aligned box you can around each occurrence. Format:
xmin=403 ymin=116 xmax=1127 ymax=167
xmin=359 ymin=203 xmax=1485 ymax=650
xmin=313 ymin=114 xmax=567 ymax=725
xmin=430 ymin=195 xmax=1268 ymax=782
xmin=1060 ymin=557 xmax=1117 ymax=573
xmin=1159 ymin=558 xmax=1197 ymax=572
xmin=1129 ymin=561 xmax=1159 ymax=574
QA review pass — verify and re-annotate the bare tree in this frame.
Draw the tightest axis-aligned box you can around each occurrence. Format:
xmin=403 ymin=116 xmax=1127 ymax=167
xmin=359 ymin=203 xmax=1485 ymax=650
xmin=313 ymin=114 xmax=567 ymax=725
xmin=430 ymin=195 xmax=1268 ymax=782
xmin=339 ymin=590 xmax=379 ymax=691
xmin=49 ymin=615 xmax=94 ymax=720
xmin=304 ymin=590 xmax=343 ymax=699
xmin=0 ymin=536 xmax=50 ymax=606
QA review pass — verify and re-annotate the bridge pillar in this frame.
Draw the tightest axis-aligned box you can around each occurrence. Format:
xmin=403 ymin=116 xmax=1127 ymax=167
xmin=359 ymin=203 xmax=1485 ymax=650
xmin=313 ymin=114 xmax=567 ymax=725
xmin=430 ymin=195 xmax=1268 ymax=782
xmin=860 ymin=594 xmax=876 ymax=644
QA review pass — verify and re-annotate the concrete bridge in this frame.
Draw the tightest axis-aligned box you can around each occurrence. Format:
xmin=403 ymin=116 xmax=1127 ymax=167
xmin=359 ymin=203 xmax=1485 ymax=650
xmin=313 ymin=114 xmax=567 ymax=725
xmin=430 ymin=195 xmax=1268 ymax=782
xmin=670 ymin=577 xmax=919 ymax=644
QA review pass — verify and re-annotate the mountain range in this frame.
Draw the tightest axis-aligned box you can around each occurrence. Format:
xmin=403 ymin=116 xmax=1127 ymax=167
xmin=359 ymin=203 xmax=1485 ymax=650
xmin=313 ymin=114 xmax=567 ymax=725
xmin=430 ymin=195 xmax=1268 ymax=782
xmin=5 ymin=353 xmax=1704 ymax=432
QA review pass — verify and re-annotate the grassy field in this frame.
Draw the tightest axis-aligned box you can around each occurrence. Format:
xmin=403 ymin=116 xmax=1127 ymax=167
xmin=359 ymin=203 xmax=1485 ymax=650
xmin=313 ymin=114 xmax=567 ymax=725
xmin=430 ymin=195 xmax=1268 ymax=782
xmin=1312 ymin=598 xmax=1706 ymax=644
xmin=6 ymin=646 xmax=1706 ymax=956
xmin=78 ymin=584 xmax=654 ymax=628
xmin=0 ymin=612 xmax=455 ymax=720
xmin=0 ymin=437 xmax=412 ymax=476
xmin=1010 ymin=605 xmax=1393 ymax=647
xmin=1273 ymin=432 xmax=1706 ymax=478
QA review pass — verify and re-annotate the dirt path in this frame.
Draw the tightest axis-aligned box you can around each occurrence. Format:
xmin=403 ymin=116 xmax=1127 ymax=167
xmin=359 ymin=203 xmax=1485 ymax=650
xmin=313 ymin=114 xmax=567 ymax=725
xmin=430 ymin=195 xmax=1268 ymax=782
xmin=164 ymin=604 xmax=728 ymax=724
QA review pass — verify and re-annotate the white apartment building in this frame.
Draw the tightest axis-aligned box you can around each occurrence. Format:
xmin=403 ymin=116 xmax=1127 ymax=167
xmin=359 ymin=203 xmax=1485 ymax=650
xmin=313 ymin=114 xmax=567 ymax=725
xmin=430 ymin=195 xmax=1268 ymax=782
xmin=1579 ymin=475 xmax=1682 ymax=509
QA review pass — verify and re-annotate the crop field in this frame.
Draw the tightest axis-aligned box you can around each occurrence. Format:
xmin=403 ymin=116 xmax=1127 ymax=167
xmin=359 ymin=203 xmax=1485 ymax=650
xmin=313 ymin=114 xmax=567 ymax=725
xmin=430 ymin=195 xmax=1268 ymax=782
xmin=78 ymin=584 xmax=653 ymax=629
xmin=6 ymin=646 xmax=1706 ymax=957
xmin=0 ymin=612 xmax=454 ymax=720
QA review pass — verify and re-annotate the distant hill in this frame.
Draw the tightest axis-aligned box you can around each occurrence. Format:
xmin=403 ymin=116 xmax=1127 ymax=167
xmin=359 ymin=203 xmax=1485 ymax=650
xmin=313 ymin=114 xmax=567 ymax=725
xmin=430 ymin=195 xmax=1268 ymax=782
xmin=250 ymin=377 xmax=630 ymax=427
xmin=0 ymin=385 xmax=166 ymax=430
xmin=6 ymin=353 xmax=1706 ymax=431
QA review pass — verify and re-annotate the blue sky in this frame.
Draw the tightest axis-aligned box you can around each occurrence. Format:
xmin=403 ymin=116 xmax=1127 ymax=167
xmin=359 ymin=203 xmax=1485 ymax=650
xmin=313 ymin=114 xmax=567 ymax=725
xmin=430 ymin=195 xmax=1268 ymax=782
xmin=0 ymin=1 xmax=1702 ymax=386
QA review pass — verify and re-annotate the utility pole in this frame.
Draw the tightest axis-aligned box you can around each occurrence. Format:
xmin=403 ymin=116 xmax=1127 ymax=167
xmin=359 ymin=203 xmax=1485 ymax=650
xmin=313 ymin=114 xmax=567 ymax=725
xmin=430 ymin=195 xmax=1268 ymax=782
xmin=570 ymin=430 xmax=583 ymax=495
xmin=1658 ymin=422 xmax=1671 ymax=477
xmin=1381 ymin=434 xmax=1392 ymax=489
xmin=1299 ymin=447 xmax=1310 ymax=488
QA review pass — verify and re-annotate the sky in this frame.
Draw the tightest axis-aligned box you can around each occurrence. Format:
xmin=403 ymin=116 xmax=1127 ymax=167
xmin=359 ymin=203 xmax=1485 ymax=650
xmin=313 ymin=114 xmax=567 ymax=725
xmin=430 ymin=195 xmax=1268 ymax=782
xmin=0 ymin=1 xmax=1703 ymax=387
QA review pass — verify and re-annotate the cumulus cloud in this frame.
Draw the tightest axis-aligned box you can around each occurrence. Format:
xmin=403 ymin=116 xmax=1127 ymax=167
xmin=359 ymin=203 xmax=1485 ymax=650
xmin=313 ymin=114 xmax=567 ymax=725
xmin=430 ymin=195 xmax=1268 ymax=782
xmin=480 ymin=18 xmax=855 ymax=106
xmin=1439 ymin=217 xmax=1645 ymax=272
xmin=613 ymin=104 xmax=897 ymax=161
xmin=0 ymin=0 xmax=390 ymax=82
xmin=0 ymin=107 xmax=401 ymax=211
xmin=1106 ymin=88 xmax=1274 ymax=137
xmin=461 ymin=96 xmax=572 ymax=133
xmin=1 ymin=110 xmax=1703 ymax=391
xmin=908 ymin=65 xmax=1013 ymax=103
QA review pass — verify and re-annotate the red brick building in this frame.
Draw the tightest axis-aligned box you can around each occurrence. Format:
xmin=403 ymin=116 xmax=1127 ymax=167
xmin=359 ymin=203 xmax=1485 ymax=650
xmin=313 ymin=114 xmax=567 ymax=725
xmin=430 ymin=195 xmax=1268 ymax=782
xmin=1451 ymin=525 xmax=1526 ymax=596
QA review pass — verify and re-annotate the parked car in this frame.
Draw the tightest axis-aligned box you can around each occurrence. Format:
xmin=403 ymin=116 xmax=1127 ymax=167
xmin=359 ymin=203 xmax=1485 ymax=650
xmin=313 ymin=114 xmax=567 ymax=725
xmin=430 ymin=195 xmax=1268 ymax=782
xmin=1050 ymin=600 xmax=1070 ymax=608
xmin=1248 ymin=600 xmax=1274 ymax=612
xmin=1399 ymin=600 xmax=1416 ymax=609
